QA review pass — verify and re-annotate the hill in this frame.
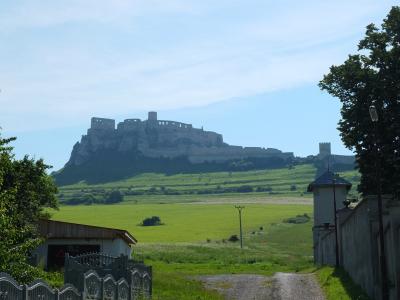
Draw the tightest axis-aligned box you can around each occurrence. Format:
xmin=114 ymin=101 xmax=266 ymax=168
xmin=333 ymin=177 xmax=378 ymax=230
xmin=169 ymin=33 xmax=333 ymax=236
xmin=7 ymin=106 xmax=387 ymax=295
xmin=57 ymin=164 xmax=361 ymax=205
xmin=53 ymin=112 xmax=294 ymax=185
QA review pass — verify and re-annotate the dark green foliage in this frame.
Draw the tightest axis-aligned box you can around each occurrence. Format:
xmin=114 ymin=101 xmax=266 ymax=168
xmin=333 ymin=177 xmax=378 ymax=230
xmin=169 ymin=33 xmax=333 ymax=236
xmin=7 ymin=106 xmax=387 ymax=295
xmin=228 ymin=234 xmax=239 ymax=242
xmin=256 ymin=186 xmax=272 ymax=192
xmin=283 ymin=213 xmax=310 ymax=224
xmin=290 ymin=184 xmax=297 ymax=191
xmin=235 ymin=185 xmax=253 ymax=193
xmin=0 ymin=133 xmax=58 ymax=283
xmin=229 ymin=160 xmax=254 ymax=170
xmin=64 ymin=193 xmax=96 ymax=205
xmin=319 ymin=6 xmax=400 ymax=196
xmin=63 ymin=190 xmax=124 ymax=205
xmin=141 ymin=216 xmax=163 ymax=226
xmin=105 ymin=190 xmax=124 ymax=204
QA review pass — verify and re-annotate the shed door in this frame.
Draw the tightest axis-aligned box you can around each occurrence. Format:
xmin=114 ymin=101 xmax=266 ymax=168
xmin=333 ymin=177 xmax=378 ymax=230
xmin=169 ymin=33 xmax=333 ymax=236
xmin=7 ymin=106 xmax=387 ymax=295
xmin=47 ymin=244 xmax=100 ymax=269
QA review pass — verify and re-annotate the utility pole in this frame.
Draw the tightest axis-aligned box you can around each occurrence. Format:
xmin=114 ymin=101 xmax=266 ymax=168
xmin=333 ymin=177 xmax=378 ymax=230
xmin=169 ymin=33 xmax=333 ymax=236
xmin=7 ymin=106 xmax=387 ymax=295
xmin=235 ymin=206 xmax=245 ymax=249
xmin=369 ymin=104 xmax=389 ymax=300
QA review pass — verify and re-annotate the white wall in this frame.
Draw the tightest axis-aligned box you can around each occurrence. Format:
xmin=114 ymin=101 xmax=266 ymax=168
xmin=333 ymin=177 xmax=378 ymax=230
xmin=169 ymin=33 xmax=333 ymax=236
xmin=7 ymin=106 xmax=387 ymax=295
xmin=32 ymin=238 xmax=132 ymax=268
xmin=313 ymin=186 xmax=347 ymax=226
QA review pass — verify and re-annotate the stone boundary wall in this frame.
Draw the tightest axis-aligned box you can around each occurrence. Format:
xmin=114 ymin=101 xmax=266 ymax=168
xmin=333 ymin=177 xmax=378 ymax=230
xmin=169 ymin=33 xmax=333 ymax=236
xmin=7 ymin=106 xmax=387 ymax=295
xmin=315 ymin=196 xmax=400 ymax=300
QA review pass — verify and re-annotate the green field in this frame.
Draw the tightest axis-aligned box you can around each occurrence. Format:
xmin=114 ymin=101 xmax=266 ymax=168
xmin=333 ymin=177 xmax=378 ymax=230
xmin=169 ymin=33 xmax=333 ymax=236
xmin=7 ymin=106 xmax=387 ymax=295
xmin=51 ymin=165 xmax=362 ymax=299
xmin=51 ymin=203 xmax=312 ymax=243
xmin=57 ymin=164 xmax=361 ymax=205
xmin=51 ymin=202 xmax=314 ymax=299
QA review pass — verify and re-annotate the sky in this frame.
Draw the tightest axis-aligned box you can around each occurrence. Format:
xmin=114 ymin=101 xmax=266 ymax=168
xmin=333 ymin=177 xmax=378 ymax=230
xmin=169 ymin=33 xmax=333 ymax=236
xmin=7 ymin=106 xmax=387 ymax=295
xmin=0 ymin=0 xmax=398 ymax=170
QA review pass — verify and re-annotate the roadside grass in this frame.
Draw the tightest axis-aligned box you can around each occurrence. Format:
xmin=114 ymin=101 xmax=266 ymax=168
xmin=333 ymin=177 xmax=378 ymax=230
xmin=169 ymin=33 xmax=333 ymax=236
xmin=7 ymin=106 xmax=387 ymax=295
xmin=316 ymin=267 xmax=371 ymax=300
xmin=136 ymin=222 xmax=314 ymax=276
xmin=151 ymin=271 xmax=223 ymax=300
xmin=142 ymin=221 xmax=314 ymax=299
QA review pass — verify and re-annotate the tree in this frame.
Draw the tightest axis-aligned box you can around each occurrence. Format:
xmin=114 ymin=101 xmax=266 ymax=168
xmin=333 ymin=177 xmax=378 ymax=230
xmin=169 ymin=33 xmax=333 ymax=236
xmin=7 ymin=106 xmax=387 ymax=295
xmin=319 ymin=6 xmax=400 ymax=196
xmin=0 ymin=133 xmax=58 ymax=282
xmin=141 ymin=216 xmax=163 ymax=226
xmin=105 ymin=190 xmax=124 ymax=204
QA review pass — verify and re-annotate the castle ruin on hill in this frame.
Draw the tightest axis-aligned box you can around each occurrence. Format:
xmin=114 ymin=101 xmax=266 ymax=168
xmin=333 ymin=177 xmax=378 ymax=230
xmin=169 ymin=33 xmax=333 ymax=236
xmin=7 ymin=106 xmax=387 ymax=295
xmin=67 ymin=111 xmax=294 ymax=166
xmin=318 ymin=142 xmax=355 ymax=166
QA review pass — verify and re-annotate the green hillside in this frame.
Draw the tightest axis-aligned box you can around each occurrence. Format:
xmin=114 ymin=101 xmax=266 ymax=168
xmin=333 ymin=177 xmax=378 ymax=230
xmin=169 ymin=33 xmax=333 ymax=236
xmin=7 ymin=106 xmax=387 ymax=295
xmin=57 ymin=164 xmax=361 ymax=204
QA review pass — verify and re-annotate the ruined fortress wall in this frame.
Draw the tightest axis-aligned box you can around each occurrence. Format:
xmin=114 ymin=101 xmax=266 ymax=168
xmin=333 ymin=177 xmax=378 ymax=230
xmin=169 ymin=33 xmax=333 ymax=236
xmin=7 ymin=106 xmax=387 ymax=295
xmin=117 ymin=119 xmax=142 ymax=131
xmin=71 ymin=113 xmax=292 ymax=166
xmin=187 ymin=146 xmax=293 ymax=163
xmin=91 ymin=117 xmax=115 ymax=130
xmin=88 ymin=116 xmax=224 ymax=150
xmin=332 ymin=154 xmax=355 ymax=165
xmin=155 ymin=120 xmax=193 ymax=129
xmin=140 ymin=145 xmax=293 ymax=164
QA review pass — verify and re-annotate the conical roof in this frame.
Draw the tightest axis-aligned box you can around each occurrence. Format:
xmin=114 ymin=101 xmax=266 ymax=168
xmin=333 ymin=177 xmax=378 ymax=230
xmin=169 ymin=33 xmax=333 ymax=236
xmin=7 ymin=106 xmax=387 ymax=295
xmin=307 ymin=170 xmax=352 ymax=192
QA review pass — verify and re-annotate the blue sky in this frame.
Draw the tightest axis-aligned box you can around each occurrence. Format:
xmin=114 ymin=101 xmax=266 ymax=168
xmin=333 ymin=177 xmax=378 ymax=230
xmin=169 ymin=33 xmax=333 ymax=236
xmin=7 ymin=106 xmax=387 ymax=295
xmin=0 ymin=1 xmax=398 ymax=170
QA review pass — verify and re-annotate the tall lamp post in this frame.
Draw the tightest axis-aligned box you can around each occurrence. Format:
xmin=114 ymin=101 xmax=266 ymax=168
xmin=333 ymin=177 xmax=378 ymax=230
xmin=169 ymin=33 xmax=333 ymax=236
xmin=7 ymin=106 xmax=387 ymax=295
xmin=369 ymin=105 xmax=389 ymax=300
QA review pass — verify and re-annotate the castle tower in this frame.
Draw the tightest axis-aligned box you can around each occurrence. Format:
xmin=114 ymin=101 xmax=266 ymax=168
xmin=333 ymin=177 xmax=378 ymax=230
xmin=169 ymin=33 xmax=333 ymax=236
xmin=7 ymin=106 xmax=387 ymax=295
xmin=319 ymin=142 xmax=331 ymax=159
xmin=148 ymin=111 xmax=157 ymax=122
xmin=308 ymin=171 xmax=351 ymax=265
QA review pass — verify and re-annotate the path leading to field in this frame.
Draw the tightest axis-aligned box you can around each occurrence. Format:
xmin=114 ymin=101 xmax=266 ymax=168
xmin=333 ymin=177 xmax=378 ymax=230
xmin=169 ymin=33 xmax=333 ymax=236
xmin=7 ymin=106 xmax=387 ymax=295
xmin=198 ymin=272 xmax=325 ymax=300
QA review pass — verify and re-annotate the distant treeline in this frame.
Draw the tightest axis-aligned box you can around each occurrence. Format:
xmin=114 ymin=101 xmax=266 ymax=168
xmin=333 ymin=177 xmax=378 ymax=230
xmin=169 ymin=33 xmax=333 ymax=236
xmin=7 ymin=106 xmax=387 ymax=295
xmin=61 ymin=190 xmax=124 ymax=205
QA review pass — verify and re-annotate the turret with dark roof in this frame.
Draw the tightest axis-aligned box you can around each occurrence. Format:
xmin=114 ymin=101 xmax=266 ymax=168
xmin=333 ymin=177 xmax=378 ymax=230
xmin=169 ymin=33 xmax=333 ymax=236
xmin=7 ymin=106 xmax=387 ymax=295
xmin=307 ymin=170 xmax=352 ymax=192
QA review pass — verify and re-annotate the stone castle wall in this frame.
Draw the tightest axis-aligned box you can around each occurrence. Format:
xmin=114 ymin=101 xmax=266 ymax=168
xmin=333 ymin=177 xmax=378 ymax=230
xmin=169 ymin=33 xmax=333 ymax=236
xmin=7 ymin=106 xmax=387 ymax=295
xmin=317 ymin=142 xmax=355 ymax=166
xmin=68 ymin=113 xmax=294 ymax=166
xmin=142 ymin=145 xmax=293 ymax=164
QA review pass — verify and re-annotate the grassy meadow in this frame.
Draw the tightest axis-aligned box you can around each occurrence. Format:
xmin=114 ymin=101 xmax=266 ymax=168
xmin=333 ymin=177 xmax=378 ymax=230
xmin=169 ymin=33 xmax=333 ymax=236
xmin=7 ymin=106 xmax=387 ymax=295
xmin=51 ymin=203 xmax=312 ymax=243
xmin=57 ymin=164 xmax=361 ymax=205
xmin=51 ymin=202 xmax=314 ymax=299
xmin=51 ymin=164 xmax=362 ymax=299
xmin=57 ymin=164 xmax=317 ymax=201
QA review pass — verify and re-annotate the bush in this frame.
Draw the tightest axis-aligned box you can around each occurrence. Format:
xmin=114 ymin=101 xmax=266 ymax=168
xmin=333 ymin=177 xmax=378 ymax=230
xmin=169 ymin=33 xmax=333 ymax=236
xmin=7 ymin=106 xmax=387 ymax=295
xmin=105 ymin=190 xmax=124 ymax=204
xmin=141 ymin=216 xmax=163 ymax=226
xmin=64 ymin=193 xmax=95 ymax=205
xmin=228 ymin=234 xmax=239 ymax=242
xmin=290 ymin=184 xmax=297 ymax=191
xmin=236 ymin=185 xmax=253 ymax=193
xmin=283 ymin=213 xmax=311 ymax=224
xmin=256 ymin=186 xmax=272 ymax=192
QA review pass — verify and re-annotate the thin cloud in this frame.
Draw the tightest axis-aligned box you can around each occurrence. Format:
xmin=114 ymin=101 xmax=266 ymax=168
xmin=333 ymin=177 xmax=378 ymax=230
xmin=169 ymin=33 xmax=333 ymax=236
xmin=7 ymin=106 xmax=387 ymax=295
xmin=0 ymin=0 xmax=398 ymax=131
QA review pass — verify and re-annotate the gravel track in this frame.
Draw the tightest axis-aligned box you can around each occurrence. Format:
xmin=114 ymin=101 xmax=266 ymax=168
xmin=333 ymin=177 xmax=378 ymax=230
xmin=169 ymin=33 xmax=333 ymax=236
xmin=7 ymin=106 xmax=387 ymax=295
xmin=198 ymin=273 xmax=325 ymax=300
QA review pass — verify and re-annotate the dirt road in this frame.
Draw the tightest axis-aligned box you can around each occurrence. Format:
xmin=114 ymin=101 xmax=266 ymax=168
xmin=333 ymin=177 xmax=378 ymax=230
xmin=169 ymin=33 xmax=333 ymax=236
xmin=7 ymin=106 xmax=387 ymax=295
xmin=198 ymin=272 xmax=325 ymax=300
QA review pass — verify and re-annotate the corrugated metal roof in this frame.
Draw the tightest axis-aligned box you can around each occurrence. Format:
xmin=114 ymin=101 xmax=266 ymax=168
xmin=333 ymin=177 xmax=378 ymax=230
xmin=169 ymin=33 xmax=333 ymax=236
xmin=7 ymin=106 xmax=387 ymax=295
xmin=39 ymin=219 xmax=137 ymax=245
xmin=307 ymin=170 xmax=352 ymax=192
